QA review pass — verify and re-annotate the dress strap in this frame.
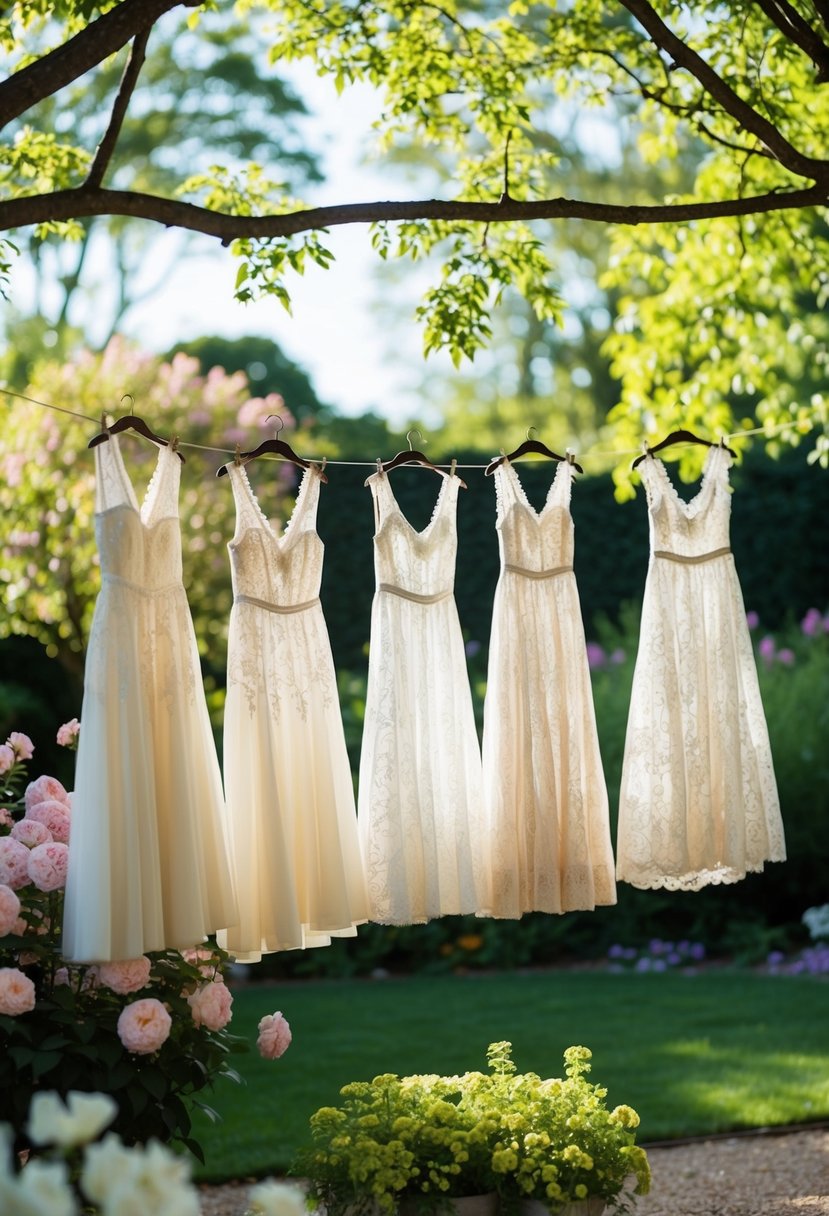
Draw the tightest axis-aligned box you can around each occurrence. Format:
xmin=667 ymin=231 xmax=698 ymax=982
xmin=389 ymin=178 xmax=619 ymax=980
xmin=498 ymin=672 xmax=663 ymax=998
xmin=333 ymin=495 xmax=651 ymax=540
xmin=94 ymin=431 xmax=139 ymax=514
xmin=228 ymin=462 xmax=269 ymax=538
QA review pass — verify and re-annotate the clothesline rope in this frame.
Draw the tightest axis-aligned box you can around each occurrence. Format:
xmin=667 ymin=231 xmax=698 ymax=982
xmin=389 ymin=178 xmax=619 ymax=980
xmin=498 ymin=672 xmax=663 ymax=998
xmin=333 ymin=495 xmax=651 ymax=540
xmin=0 ymin=382 xmax=812 ymax=467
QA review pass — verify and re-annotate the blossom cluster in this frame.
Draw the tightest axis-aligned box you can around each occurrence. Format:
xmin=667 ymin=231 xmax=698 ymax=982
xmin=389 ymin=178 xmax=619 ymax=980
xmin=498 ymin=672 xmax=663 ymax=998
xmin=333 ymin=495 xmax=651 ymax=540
xmin=299 ymin=1042 xmax=650 ymax=1216
xmin=606 ymin=938 xmax=706 ymax=973
xmin=1 ymin=1089 xmax=307 ymax=1216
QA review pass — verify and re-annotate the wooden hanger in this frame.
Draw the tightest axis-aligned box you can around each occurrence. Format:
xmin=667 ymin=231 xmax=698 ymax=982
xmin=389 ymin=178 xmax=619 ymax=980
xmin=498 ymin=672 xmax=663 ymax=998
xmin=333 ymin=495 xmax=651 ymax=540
xmin=632 ymin=429 xmax=736 ymax=469
xmin=88 ymin=399 xmax=185 ymax=462
xmin=217 ymin=415 xmax=327 ymax=481
xmin=373 ymin=429 xmax=467 ymax=488
xmin=485 ymin=428 xmax=583 ymax=476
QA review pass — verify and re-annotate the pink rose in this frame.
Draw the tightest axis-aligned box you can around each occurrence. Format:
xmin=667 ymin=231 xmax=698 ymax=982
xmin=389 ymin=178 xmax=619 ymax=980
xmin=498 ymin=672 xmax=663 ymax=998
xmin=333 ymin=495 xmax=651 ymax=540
xmin=187 ymin=980 xmax=233 ymax=1031
xmin=97 ymin=957 xmax=152 ymax=995
xmin=7 ymin=732 xmax=34 ymax=761
xmin=117 ymin=998 xmax=172 ymax=1054
xmin=53 ymin=967 xmax=71 ymax=986
xmin=11 ymin=818 xmax=52 ymax=848
xmin=257 ymin=1011 xmax=292 ymax=1059
xmin=0 ymin=837 xmax=32 ymax=889
xmin=27 ymin=841 xmax=69 ymax=891
xmin=0 ymin=884 xmax=21 ymax=935
xmin=0 ymin=808 xmax=12 ymax=829
xmin=11 ymin=916 xmax=27 ymax=936
xmin=181 ymin=946 xmax=220 ymax=978
xmin=0 ymin=744 xmax=14 ymax=775
xmin=25 ymin=774 xmax=68 ymax=811
xmin=0 ymin=966 xmax=36 ymax=1015
xmin=56 ymin=718 xmax=80 ymax=747
xmin=27 ymin=800 xmax=71 ymax=844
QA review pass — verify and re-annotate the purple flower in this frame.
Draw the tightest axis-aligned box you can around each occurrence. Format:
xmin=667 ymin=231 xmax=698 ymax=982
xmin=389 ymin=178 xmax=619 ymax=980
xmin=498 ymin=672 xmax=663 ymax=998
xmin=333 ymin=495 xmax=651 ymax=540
xmin=609 ymin=648 xmax=626 ymax=665
xmin=634 ymin=958 xmax=651 ymax=972
xmin=649 ymin=938 xmax=667 ymax=954
xmin=652 ymin=959 xmax=668 ymax=972
xmin=690 ymin=943 xmax=706 ymax=960
xmin=776 ymin=648 xmax=795 ymax=666
xmin=758 ymin=635 xmax=776 ymax=665
xmin=586 ymin=642 xmax=606 ymax=670
xmin=465 ymin=640 xmax=481 ymax=659
xmin=766 ymin=950 xmax=785 ymax=966
xmin=801 ymin=608 xmax=823 ymax=637
xmin=666 ymin=952 xmax=682 ymax=966
xmin=607 ymin=944 xmax=625 ymax=959
xmin=746 ymin=610 xmax=760 ymax=630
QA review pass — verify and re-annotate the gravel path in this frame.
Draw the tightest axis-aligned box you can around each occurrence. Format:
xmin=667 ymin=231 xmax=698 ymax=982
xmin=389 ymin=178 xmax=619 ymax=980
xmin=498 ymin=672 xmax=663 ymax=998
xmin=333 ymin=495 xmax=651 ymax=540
xmin=197 ymin=1127 xmax=829 ymax=1216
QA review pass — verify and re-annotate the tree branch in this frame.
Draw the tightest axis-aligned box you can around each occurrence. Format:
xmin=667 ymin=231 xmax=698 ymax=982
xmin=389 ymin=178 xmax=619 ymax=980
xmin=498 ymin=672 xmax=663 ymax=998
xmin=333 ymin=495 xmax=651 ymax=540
xmin=0 ymin=0 xmax=199 ymax=132
xmin=86 ymin=26 xmax=152 ymax=189
xmin=753 ymin=0 xmax=829 ymax=81
xmin=617 ymin=0 xmax=828 ymax=179
xmin=0 ymin=184 xmax=825 ymax=241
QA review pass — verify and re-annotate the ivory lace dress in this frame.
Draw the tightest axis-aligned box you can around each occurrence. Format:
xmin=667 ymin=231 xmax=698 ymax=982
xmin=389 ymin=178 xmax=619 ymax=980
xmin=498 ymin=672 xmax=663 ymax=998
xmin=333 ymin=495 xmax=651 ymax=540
xmin=482 ymin=459 xmax=616 ymax=917
xmin=63 ymin=436 xmax=237 ymax=962
xmin=217 ymin=462 xmax=367 ymax=961
xmin=617 ymin=445 xmax=785 ymax=890
xmin=358 ymin=470 xmax=487 ymax=923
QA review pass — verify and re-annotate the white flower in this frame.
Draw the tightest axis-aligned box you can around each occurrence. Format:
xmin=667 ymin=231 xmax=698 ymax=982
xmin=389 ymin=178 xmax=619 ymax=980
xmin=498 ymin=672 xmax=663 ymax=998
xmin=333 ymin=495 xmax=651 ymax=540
xmin=803 ymin=904 xmax=829 ymax=942
xmin=246 ymin=1179 xmax=308 ymax=1216
xmin=27 ymin=1091 xmax=117 ymax=1149
xmin=81 ymin=1136 xmax=199 ymax=1216
xmin=0 ymin=1134 xmax=77 ymax=1216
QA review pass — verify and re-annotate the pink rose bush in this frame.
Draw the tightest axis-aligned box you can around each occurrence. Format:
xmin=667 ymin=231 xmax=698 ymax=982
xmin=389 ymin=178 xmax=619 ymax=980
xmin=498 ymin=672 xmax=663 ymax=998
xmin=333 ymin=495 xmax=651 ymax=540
xmin=257 ymin=1011 xmax=292 ymax=1059
xmin=1 ymin=727 xmax=263 ymax=1157
xmin=56 ymin=718 xmax=81 ymax=748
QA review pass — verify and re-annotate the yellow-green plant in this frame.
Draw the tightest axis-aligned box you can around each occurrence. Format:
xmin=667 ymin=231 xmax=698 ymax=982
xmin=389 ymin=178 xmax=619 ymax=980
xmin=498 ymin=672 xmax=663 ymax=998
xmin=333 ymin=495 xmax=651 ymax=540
xmin=297 ymin=1042 xmax=650 ymax=1215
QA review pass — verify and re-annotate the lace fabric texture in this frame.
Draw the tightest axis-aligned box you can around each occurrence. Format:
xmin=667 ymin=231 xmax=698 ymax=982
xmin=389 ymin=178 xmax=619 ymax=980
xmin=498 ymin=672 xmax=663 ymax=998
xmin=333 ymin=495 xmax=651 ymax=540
xmin=217 ymin=463 xmax=367 ymax=961
xmin=63 ymin=435 xmax=237 ymax=962
xmin=358 ymin=471 xmax=487 ymax=923
xmin=481 ymin=461 xmax=616 ymax=917
xmin=617 ymin=445 xmax=785 ymax=890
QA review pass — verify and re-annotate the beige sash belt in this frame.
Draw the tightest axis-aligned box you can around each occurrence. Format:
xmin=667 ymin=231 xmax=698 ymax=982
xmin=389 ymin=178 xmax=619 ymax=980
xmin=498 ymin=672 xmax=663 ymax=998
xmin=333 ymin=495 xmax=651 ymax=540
xmin=235 ymin=593 xmax=320 ymax=614
xmin=379 ymin=583 xmax=453 ymax=604
xmin=653 ymin=547 xmax=731 ymax=565
xmin=504 ymin=563 xmax=573 ymax=579
xmin=103 ymin=574 xmax=181 ymax=596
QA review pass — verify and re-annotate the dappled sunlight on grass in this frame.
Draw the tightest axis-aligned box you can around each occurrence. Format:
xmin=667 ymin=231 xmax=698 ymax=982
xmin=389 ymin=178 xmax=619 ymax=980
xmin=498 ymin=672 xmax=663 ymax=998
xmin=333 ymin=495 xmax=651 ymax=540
xmin=190 ymin=971 xmax=829 ymax=1181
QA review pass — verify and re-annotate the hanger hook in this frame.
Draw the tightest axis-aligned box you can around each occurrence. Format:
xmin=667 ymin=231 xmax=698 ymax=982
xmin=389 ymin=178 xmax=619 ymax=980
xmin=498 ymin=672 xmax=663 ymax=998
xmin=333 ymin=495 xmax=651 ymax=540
xmin=120 ymin=393 xmax=135 ymax=410
xmin=406 ymin=428 xmax=424 ymax=451
xmin=526 ymin=426 xmax=538 ymax=442
xmin=266 ymin=413 xmax=284 ymax=439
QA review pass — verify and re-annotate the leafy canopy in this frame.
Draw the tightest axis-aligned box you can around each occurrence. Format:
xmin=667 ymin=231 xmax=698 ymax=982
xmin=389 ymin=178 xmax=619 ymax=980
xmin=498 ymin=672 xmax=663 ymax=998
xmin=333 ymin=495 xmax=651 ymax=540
xmin=1 ymin=0 xmax=827 ymax=478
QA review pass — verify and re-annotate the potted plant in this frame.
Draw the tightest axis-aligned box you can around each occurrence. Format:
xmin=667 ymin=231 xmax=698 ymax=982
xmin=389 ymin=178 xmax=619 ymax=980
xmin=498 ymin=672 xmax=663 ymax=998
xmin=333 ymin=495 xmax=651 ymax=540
xmin=297 ymin=1042 xmax=650 ymax=1216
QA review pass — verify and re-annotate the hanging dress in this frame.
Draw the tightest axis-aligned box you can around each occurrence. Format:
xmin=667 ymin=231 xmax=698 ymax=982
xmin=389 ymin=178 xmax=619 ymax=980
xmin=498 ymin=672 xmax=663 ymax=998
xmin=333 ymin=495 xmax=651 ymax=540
xmin=217 ymin=462 xmax=367 ymax=961
xmin=358 ymin=470 xmax=487 ymax=923
xmin=481 ymin=459 xmax=617 ymax=916
xmin=616 ymin=444 xmax=785 ymax=890
xmin=63 ymin=436 xmax=237 ymax=962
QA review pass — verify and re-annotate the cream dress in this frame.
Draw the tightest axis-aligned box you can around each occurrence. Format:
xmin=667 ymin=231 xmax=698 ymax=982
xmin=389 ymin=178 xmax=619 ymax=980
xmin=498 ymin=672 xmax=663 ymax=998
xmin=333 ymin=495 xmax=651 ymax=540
xmin=617 ymin=445 xmax=785 ymax=889
xmin=63 ymin=436 xmax=237 ymax=962
xmin=358 ymin=470 xmax=487 ymax=923
xmin=217 ymin=462 xmax=367 ymax=961
xmin=481 ymin=459 xmax=616 ymax=917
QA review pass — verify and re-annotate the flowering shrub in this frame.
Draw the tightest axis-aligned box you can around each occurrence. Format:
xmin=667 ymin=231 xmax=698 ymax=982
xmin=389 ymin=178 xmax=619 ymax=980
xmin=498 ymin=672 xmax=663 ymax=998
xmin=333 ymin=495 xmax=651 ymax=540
xmin=297 ymin=1041 xmax=650 ymax=1215
xmin=0 ymin=727 xmax=276 ymax=1159
xmin=765 ymin=904 xmax=829 ymax=976
xmin=0 ymin=1088 xmax=307 ymax=1216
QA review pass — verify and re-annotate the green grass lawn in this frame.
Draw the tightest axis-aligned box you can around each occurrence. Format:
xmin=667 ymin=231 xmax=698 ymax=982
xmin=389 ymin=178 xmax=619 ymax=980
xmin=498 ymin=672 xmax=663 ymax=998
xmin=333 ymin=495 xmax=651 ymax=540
xmin=190 ymin=970 xmax=829 ymax=1182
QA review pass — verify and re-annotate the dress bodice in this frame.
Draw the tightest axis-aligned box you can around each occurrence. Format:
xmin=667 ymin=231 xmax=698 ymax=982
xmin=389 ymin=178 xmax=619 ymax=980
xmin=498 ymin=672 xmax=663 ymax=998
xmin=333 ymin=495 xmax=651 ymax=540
xmin=494 ymin=460 xmax=574 ymax=571
xmin=640 ymin=445 xmax=732 ymax=557
xmin=227 ymin=463 xmax=324 ymax=606
xmin=368 ymin=471 xmax=460 ymax=597
xmin=94 ymin=435 xmax=182 ymax=591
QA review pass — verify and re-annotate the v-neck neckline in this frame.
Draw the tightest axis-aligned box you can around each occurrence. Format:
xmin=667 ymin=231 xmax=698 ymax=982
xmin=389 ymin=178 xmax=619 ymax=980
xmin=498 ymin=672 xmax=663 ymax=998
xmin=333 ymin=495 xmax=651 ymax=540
xmin=237 ymin=461 xmax=316 ymax=547
xmin=503 ymin=458 xmax=568 ymax=520
xmin=105 ymin=432 xmax=171 ymax=527
xmin=651 ymin=446 xmax=720 ymax=519
xmin=379 ymin=470 xmax=453 ymax=539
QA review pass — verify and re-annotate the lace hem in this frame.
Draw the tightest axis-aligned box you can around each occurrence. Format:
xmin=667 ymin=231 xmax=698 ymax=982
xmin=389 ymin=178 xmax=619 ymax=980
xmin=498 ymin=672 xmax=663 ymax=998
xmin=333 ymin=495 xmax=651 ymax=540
xmin=618 ymin=856 xmax=784 ymax=892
